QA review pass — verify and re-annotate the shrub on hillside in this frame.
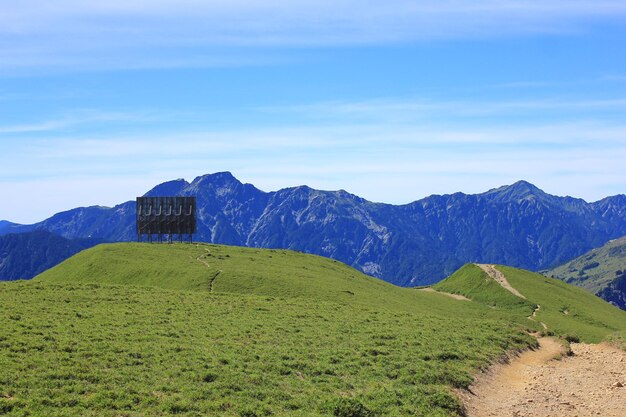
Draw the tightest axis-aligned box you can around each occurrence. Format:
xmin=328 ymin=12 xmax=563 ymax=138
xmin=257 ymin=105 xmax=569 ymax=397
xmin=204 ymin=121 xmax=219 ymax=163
xmin=582 ymin=262 xmax=600 ymax=271
xmin=330 ymin=398 xmax=378 ymax=417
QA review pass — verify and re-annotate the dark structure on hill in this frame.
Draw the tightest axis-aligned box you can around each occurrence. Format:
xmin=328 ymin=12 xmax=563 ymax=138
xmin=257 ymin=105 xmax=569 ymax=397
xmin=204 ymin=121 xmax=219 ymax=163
xmin=136 ymin=196 xmax=196 ymax=243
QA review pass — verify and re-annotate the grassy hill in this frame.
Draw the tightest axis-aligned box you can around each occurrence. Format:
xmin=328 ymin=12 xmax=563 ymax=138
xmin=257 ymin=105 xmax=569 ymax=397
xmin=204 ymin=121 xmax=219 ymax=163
xmin=36 ymin=243 xmax=446 ymax=311
xmin=432 ymin=264 xmax=534 ymax=314
xmin=544 ymin=236 xmax=626 ymax=309
xmin=434 ymin=264 xmax=626 ymax=343
xmin=1 ymin=243 xmax=625 ymax=416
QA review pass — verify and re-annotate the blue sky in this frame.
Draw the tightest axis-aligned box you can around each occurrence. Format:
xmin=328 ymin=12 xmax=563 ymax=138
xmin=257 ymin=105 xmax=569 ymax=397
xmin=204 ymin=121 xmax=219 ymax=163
xmin=1 ymin=0 xmax=626 ymax=223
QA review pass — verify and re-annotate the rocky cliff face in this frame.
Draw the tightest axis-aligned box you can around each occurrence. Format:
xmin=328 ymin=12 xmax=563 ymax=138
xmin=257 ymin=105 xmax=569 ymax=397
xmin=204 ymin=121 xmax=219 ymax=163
xmin=3 ymin=172 xmax=625 ymax=286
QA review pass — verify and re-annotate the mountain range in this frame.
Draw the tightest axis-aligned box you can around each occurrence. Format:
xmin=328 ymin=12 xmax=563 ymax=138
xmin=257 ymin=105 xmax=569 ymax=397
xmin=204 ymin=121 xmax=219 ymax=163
xmin=1 ymin=172 xmax=625 ymax=286
xmin=546 ymin=236 xmax=626 ymax=309
xmin=0 ymin=230 xmax=105 ymax=281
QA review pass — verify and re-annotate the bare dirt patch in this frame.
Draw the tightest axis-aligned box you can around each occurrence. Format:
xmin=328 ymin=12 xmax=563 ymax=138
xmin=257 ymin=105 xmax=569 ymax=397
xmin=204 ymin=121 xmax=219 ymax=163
xmin=419 ymin=287 xmax=470 ymax=301
xmin=461 ymin=337 xmax=626 ymax=416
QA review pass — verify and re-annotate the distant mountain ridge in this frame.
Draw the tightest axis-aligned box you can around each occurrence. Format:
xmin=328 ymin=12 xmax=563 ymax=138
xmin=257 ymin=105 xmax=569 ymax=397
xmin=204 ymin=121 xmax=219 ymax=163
xmin=2 ymin=172 xmax=625 ymax=285
xmin=545 ymin=236 xmax=626 ymax=310
xmin=0 ymin=230 xmax=105 ymax=281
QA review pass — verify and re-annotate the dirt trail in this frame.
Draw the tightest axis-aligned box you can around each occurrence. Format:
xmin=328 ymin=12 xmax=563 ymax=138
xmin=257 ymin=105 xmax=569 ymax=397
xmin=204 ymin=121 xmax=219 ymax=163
xmin=476 ymin=264 xmax=527 ymax=299
xmin=208 ymin=270 xmax=221 ymax=293
xmin=461 ymin=338 xmax=626 ymax=417
xmin=528 ymin=304 xmax=548 ymax=329
xmin=419 ymin=287 xmax=470 ymax=301
xmin=196 ymin=250 xmax=222 ymax=293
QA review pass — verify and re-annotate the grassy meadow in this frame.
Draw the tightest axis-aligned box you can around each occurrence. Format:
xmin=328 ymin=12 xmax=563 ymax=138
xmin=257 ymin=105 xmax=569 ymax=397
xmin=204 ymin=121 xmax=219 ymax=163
xmin=1 ymin=243 xmax=624 ymax=416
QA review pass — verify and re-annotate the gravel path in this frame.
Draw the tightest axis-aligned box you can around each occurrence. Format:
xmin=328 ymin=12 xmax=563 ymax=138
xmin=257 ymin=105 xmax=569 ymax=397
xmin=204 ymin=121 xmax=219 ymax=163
xmin=461 ymin=337 xmax=626 ymax=416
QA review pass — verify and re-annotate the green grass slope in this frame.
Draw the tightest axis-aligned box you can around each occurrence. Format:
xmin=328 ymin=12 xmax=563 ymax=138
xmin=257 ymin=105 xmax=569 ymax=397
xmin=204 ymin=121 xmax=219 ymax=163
xmin=36 ymin=243 xmax=211 ymax=291
xmin=434 ymin=264 xmax=626 ymax=343
xmin=37 ymin=242 xmax=480 ymax=314
xmin=2 ymin=243 xmax=539 ymax=417
xmin=544 ymin=236 xmax=626 ymax=309
xmin=501 ymin=265 xmax=626 ymax=343
xmin=432 ymin=264 xmax=534 ymax=314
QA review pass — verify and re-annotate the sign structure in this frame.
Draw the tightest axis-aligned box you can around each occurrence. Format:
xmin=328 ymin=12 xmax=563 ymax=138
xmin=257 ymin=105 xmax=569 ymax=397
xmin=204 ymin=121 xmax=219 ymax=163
xmin=136 ymin=196 xmax=196 ymax=243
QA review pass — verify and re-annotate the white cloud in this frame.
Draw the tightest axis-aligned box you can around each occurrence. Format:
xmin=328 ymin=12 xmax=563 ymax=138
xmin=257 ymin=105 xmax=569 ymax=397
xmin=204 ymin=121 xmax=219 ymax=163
xmin=2 ymin=1 xmax=626 ymax=71
xmin=0 ymin=110 xmax=156 ymax=134
xmin=261 ymin=97 xmax=626 ymax=120
xmin=5 ymin=95 xmax=626 ymax=136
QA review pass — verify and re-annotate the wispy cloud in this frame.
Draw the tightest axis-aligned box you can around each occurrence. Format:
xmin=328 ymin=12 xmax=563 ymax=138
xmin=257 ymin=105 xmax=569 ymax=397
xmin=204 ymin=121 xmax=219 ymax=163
xmin=0 ymin=110 xmax=175 ymax=134
xmin=6 ymin=95 xmax=623 ymax=137
xmin=2 ymin=112 xmax=626 ymax=223
xmin=2 ymin=122 xmax=625 ymax=223
xmin=2 ymin=1 xmax=626 ymax=71
xmin=2 ymin=89 xmax=626 ymax=222
xmin=491 ymin=81 xmax=569 ymax=89
xmin=259 ymin=97 xmax=626 ymax=123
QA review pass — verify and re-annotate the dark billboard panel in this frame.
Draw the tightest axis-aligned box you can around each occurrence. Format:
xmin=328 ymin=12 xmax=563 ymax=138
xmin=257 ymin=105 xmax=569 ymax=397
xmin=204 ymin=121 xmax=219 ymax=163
xmin=136 ymin=196 xmax=196 ymax=242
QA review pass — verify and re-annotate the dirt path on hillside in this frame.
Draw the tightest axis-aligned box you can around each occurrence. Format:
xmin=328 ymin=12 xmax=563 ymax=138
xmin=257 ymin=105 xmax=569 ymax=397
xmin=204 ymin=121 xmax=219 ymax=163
xmin=461 ymin=337 xmax=626 ymax=417
xmin=528 ymin=304 xmax=548 ymax=329
xmin=418 ymin=287 xmax=470 ymax=301
xmin=476 ymin=264 xmax=527 ymax=299
xmin=195 ymin=250 xmax=222 ymax=293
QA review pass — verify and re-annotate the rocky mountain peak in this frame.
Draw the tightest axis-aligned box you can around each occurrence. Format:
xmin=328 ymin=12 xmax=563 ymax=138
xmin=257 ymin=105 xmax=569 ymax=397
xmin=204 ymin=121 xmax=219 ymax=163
xmin=192 ymin=171 xmax=238 ymax=185
xmin=186 ymin=172 xmax=246 ymax=198
xmin=144 ymin=178 xmax=190 ymax=197
xmin=482 ymin=180 xmax=548 ymax=203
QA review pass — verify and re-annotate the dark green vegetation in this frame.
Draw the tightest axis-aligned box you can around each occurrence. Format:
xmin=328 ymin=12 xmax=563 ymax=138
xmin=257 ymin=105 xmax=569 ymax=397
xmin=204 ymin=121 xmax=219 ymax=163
xmin=3 ymin=172 xmax=626 ymax=286
xmin=0 ymin=230 xmax=104 ymax=281
xmin=2 ymin=244 xmax=625 ymax=416
xmin=434 ymin=264 xmax=626 ymax=343
xmin=545 ymin=236 xmax=626 ymax=309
